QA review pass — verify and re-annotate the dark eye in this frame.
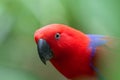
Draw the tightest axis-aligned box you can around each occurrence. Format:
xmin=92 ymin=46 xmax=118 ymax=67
xmin=55 ymin=33 xmax=60 ymax=40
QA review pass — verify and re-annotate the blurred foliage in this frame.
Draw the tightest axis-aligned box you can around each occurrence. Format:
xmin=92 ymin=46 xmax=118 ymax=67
xmin=0 ymin=0 xmax=120 ymax=80
xmin=0 ymin=66 xmax=41 ymax=80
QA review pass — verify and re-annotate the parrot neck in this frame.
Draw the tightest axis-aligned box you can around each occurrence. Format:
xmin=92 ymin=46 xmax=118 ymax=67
xmin=50 ymin=47 xmax=96 ymax=79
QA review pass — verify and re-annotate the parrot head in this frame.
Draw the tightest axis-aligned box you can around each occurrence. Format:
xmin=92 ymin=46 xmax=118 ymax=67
xmin=34 ymin=24 xmax=89 ymax=65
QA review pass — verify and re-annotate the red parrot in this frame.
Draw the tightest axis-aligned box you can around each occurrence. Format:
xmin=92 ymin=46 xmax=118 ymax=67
xmin=34 ymin=24 xmax=110 ymax=80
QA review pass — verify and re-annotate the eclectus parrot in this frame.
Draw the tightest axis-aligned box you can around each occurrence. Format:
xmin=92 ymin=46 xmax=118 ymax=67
xmin=34 ymin=24 xmax=112 ymax=80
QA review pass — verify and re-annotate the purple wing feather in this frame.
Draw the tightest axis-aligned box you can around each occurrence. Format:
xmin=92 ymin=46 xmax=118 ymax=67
xmin=87 ymin=34 xmax=108 ymax=80
xmin=87 ymin=34 xmax=108 ymax=57
xmin=87 ymin=34 xmax=108 ymax=47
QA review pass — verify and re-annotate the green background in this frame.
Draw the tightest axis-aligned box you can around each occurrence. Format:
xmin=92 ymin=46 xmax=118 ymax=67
xmin=0 ymin=0 xmax=120 ymax=80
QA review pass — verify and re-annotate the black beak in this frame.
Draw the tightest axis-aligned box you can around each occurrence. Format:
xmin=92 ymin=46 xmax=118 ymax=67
xmin=37 ymin=39 xmax=53 ymax=65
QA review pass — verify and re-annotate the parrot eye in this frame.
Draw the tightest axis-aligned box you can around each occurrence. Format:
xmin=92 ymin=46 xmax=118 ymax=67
xmin=55 ymin=33 xmax=60 ymax=40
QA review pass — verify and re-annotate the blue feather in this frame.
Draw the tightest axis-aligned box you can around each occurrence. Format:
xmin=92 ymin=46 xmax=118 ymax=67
xmin=87 ymin=34 xmax=107 ymax=47
xmin=87 ymin=34 xmax=108 ymax=80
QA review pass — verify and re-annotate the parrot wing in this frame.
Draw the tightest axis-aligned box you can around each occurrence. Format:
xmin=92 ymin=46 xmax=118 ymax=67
xmin=87 ymin=34 xmax=111 ymax=80
xmin=87 ymin=34 xmax=119 ymax=80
